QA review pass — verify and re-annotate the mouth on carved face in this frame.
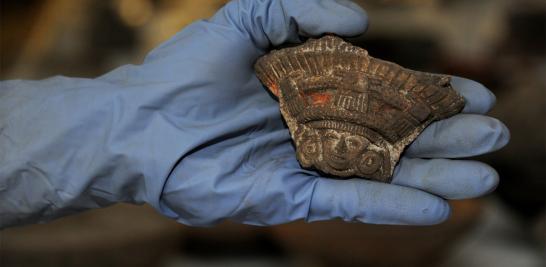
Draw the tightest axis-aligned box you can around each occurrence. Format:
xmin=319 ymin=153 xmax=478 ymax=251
xmin=325 ymin=153 xmax=350 ymax=170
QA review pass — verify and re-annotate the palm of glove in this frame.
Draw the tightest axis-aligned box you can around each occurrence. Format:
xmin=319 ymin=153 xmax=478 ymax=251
xmin=154 ymin=24 xmax=319 ymax=226
xmin=151 ymin=0 xmax=509 ymax=226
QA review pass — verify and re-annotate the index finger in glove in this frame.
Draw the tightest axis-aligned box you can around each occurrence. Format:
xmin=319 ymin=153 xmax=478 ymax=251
xmin=405 ymin=114 xmax=510 ymax=158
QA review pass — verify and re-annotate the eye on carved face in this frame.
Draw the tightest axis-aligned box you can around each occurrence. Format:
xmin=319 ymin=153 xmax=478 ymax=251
xmin=296 ymin=129 xmax=322 ymax=167
xmin=321 ymin=129 xmax=369 ymax=171
xmin=358 ymin=151 xmax=382 ymax=175
xmin=303 ymin=143 xmax=316 ymax=155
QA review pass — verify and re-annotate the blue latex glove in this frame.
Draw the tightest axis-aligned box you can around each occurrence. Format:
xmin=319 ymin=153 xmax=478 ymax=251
xmin=0 ymin=0 xmax=509 ymax=228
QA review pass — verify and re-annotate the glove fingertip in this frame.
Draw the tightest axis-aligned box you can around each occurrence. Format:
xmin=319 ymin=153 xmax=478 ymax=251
xmin=332 ymin=0 xmax=369 ymax=36
xmin=451 ymin=76 xmax=496 ymax=114
xmin=435 ymin=200 xmax=452 ymax=224
xmin=482 ymin=117 xmax=511 ymax=153
xmin=410 ymin=194 xmax=451 ymax=225
xmin=476 ymin=162 xmax=500 ymax=196
xmin=498 ymin=120 xmax=511 ymax=149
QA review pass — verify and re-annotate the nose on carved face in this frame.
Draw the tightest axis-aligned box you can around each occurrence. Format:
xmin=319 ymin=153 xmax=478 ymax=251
xmin=334 ymin=133 xmax=368 ymax=156
xmin=334 ymin=137 xmax=348 ymax=154
xmin=324 ymin=130 xmax=369 ymax=163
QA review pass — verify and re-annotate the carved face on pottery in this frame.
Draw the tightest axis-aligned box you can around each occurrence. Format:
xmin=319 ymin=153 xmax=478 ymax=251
xmin=322 ymin=129 xmax=368 ymax=172
xmin=296 ymin=127 xmax=388 ymax=178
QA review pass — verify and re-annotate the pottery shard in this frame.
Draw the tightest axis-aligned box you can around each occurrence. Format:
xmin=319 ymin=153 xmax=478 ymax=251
xmin=254 ymin=35 xmax=465 ymax=183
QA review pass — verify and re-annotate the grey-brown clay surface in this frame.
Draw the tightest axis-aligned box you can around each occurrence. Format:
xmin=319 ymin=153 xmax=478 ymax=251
xmin=254 ymin=36 xmax=465 ymax=183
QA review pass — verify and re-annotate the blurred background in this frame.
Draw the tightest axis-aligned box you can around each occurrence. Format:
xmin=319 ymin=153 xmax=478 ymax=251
xmin=0 ymin=0 xmax=544 ymax=266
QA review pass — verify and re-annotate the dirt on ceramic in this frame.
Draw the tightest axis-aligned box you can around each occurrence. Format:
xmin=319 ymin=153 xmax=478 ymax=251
xmin=254 ymin=35 xmax=465 ymax=183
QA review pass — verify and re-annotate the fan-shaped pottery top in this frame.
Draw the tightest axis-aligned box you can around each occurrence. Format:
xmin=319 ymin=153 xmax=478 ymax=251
xmin=254 ymin=35 xmax=465 ymax=182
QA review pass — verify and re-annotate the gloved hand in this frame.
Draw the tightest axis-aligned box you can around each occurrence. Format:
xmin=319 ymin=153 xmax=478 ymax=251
xmin=0 ymin=0 xmax=509 ymax=228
